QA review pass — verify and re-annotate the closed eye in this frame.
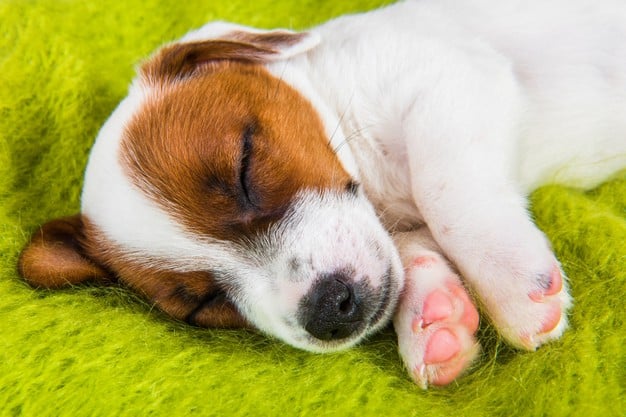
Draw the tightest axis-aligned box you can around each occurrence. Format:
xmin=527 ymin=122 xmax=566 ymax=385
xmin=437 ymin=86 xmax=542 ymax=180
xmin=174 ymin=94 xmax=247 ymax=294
xmin=239 ymin=122 xmax=258 ymax=210
xmin=235 ymin=120 xmax=290 ymax=227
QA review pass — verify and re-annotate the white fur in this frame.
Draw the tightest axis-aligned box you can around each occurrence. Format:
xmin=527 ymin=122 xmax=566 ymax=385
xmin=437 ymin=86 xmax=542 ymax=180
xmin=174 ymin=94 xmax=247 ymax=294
xmin=82 ymin=0 xmax=625 ymax=359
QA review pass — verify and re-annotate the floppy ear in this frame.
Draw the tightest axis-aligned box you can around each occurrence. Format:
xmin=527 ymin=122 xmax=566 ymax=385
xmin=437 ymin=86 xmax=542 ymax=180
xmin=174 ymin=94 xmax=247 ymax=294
xmin=17 ymin=215 xmax=111 ymax=289
xmin=179 ymin=21 xmax=321 ymax=59
xmin=141 ymin=22 xmax=320 ymax=81
xmin=18 ymin=216 xmax=248 ymax=328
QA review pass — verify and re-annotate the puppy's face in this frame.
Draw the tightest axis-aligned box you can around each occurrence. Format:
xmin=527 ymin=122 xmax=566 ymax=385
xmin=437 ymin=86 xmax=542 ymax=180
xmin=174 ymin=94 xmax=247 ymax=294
xmin=19 ymin=26 xmax=403 ymax=352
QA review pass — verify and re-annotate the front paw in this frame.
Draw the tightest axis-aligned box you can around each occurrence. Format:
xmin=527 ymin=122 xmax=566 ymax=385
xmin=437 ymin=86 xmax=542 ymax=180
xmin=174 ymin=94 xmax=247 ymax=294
xmin=439 ymin=218 xmax=574 ymax=352
xmin=487 ymin=263 xmax=572 ymax=350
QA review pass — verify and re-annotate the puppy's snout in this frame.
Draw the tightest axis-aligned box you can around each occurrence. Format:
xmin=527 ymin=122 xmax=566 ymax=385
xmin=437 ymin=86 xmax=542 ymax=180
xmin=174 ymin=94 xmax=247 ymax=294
xmin=302 ymin=274 xmax=363 ymax=341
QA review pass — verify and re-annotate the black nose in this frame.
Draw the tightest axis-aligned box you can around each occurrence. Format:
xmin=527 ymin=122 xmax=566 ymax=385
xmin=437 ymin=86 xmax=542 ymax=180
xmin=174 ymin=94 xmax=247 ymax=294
xmin=301 ymin=274 xmax=363 ymax=341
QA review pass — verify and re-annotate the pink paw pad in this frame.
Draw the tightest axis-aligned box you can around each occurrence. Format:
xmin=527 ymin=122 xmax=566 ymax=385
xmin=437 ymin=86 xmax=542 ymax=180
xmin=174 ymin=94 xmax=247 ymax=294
xmin=412 ymin=327 xmax=477 ymax=387
xmin=422 ymin=289 xmax=454 ymax=326
xmin=408 ymin=283 xmax=480 ymax=387
xmin=397 ymin=256 xmax=482 ymax=388
xmin=429 ymin=359 xmax=468 ymax=387
xmin=424 ymin=328 xmax=461 ymax=364
xmin=519 ymin=299 xmax=564 ymax=349
xmin=447 ymin=283 xmax=480 ymax=332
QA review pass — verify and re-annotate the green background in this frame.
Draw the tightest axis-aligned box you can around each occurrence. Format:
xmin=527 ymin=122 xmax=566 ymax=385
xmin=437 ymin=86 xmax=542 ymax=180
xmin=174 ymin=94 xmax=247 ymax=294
xmin=1 ymin=1 xmax=624 ymax=416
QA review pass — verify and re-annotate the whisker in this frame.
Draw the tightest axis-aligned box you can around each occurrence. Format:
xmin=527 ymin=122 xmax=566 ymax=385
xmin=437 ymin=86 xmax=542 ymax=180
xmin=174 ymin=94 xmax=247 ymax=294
xmin=328 ymin=90 xmax=356 ymax=150
xmin=333 ymin=123 xmax=376 ymax=155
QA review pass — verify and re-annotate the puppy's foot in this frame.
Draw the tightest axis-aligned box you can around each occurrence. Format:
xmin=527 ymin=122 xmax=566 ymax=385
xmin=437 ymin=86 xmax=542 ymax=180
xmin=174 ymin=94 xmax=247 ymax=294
xmin=394 ymin=254 xmax=480 ymax=388
xmin=490 ymin=263 xmax=572 ymax=351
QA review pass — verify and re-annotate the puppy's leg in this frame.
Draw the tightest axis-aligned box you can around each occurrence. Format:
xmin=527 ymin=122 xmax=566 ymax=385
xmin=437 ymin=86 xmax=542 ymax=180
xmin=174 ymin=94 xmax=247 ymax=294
xmin=401 ymin=43 xmax=571 ymax=350
xmin=414 ymin=186 xmax=572 ymax=351
xmin=393 ymin=229 xmax=480 ymax=389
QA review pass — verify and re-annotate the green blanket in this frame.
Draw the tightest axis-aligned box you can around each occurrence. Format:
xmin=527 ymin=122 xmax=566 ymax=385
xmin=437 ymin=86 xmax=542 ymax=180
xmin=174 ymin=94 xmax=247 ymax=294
xmin=1 ymin=1 xmax=624 ymax=416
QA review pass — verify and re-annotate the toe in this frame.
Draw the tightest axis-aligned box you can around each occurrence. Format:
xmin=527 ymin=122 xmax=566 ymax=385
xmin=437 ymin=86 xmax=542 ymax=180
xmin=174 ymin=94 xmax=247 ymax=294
xmin=546 ymin=266 xmax=563 ymax=296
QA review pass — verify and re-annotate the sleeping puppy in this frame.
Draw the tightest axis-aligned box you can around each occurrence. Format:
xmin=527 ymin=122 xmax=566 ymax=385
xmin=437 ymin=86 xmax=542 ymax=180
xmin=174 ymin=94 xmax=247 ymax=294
xmin=18 ymin=0 xmax=626 ymax=388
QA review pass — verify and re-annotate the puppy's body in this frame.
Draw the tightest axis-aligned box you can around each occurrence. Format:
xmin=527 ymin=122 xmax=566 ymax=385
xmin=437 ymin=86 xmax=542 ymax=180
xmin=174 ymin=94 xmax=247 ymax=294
xmin=19 ymin=0 xmax=626 ymax=388
xmin=281 ymin=0 xmax=626 ymax=223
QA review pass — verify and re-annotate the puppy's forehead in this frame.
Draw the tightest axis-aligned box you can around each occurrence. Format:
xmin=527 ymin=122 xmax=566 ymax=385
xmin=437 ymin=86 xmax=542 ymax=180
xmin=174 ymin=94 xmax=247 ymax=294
xmin=120 ymin=62 xmax=353 ymax=240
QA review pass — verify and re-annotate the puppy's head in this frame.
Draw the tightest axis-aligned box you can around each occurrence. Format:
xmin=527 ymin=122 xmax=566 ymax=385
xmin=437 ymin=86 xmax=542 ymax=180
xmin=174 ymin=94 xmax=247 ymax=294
xmin=18 ymin=24 xmax=403 ymax=352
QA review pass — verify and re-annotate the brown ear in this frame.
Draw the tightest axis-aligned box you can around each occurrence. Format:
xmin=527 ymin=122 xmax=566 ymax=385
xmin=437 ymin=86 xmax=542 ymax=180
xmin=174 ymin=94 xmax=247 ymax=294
xmin=18 ymin=215 xmax=111 ymax=289
xmin=141 ymin=29 xmax=315 ymax=82
xmin=142 ymin=40 xmax=276 ymax=81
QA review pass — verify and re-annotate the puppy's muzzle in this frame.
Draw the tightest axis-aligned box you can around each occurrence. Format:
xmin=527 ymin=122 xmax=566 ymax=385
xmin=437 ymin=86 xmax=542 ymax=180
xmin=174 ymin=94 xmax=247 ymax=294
xmin=301 ymin=273 xmax=364 ymax=341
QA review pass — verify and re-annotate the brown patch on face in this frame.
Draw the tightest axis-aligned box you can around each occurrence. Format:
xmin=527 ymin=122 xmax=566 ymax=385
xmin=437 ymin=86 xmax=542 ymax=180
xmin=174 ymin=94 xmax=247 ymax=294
xmin=122 ymin=61 xmax=352 ymax=241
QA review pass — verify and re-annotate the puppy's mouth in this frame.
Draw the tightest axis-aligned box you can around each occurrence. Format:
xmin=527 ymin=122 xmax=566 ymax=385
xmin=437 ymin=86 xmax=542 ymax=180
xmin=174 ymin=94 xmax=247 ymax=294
xmin=296 ymin=266 xmax=399 ymax=352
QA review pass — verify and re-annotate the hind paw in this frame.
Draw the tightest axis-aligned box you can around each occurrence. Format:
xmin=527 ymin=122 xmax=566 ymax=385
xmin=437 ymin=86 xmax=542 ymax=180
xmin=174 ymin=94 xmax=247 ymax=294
xmin=394 ymin=255 xmax=480 ymax=388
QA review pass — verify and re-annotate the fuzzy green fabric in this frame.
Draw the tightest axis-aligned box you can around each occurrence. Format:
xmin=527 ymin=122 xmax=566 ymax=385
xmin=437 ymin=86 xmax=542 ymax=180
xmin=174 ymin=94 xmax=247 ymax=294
xmin=1 ymin=1 xmax=625 ymax=416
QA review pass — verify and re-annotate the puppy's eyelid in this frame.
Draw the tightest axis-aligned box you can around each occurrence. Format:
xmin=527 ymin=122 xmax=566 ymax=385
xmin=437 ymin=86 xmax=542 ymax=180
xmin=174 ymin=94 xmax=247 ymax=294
xmin=239 ymin=122 xmax=259 ymax=208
